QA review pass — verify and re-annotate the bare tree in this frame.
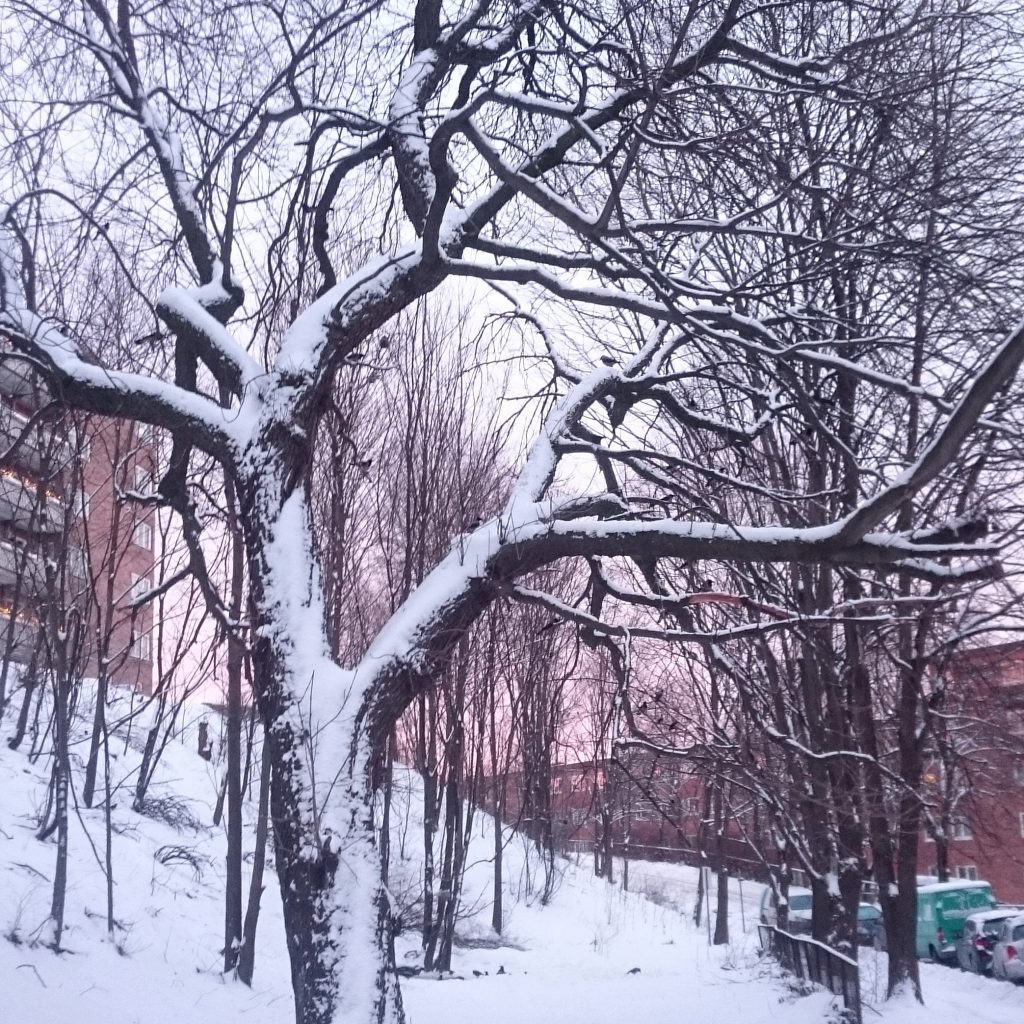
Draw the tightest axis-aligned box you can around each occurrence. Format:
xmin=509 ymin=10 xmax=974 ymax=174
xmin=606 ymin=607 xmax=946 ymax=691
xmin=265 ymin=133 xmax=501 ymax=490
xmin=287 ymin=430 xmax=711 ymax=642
xmin=3 ymin=3 xmax=1024 ymax=1021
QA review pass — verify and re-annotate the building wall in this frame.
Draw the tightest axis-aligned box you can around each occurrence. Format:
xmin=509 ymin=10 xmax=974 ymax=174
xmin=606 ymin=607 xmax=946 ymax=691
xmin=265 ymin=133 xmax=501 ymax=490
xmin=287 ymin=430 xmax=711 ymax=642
xmin=926 ymin=642 xmax=1024 ymax=903
xmin=78 ymin=417 xmax=157 ymax=693
xmin=0 ymin=344 xmax=155 ymax=694
xmin=484 ymin=755 xmax=766 ymax=875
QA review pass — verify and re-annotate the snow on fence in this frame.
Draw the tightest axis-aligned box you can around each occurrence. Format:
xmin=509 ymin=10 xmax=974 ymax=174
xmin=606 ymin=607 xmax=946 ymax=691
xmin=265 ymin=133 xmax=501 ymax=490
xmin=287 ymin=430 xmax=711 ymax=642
xmin=758 ymin=925 xmax=861 ymax=1024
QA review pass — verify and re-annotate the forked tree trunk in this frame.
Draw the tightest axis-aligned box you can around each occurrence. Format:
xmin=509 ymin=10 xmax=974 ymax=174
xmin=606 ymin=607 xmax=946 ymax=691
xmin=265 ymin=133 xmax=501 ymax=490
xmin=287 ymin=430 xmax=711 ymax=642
xmin=241 ymin=477 xmax=405 ymax=1024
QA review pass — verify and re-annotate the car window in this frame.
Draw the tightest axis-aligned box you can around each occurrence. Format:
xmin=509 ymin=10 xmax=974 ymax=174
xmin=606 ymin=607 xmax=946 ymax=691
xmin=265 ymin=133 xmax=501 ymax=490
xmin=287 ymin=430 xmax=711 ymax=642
xmin=939 ymin=893 xmax=966 ymax=913
xmin=789 ymin=895 xmax=813 ymax=912
xmin=983 ymin=918 xmax=1008 ymax=937
xmin=1013 ymin=924 xmax=1024 ymax=942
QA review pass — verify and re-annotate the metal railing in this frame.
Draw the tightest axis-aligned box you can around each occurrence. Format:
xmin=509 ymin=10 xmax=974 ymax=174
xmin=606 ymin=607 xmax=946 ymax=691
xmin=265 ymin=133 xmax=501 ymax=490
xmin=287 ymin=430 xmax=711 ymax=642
xmin=759 ymin=925 xmax=861 ymax=1024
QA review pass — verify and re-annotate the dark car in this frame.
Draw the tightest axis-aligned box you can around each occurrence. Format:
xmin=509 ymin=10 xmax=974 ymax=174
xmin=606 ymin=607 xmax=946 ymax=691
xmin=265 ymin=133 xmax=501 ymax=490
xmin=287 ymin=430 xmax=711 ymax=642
xmin=958 ymin=908 xmax=1024 ymax=974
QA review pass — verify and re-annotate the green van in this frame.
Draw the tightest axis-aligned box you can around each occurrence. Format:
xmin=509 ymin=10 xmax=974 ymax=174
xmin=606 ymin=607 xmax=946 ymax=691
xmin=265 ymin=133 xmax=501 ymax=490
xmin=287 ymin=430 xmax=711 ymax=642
xmin=915 ymin=881 xmax=997 ymax=961
xmin=875 ymin=880 xmax=997 ymax=961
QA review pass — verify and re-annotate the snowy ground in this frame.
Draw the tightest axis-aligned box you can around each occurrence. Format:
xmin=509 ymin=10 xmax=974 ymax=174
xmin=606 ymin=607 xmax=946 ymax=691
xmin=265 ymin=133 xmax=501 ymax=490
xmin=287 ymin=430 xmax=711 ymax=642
xmin=2 ymin=692 xmax=1023 ymax=1024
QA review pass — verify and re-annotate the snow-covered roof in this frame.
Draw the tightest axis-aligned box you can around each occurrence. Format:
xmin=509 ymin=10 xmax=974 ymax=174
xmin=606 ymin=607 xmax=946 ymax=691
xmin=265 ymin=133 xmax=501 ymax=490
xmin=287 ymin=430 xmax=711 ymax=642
xmin=918 ymin=880 xmax=992 ymax=894
xmin=966 ymin=907 xmax=1024 ymax=923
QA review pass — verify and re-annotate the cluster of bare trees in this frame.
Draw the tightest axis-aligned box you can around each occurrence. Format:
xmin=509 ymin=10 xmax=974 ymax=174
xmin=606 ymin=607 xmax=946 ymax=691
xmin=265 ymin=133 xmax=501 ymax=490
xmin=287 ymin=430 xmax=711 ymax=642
xmin=3 ymin=1 xmax=1024 ymax=1022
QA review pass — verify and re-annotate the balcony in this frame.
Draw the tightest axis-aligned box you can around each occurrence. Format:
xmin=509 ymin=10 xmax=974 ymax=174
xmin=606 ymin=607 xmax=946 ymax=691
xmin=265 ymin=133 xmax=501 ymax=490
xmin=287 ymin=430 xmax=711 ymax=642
xmin=0 ymin=541 xmax=45 ymax=593
xmin=0 ymin=361 xmax=46 ymax=408
xmin=0 ymin=474 xmax=64 ymax=533
xmin=0 ymin=612 xmax=37 ymax=664
xmin=0 ymin=406 xmax=74 ymax=475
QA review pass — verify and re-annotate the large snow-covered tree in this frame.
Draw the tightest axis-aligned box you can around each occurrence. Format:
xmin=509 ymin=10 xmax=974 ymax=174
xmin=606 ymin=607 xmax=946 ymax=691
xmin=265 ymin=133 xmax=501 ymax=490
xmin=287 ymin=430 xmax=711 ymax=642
xmin=2 ymin=1 xmax=1024 ymax=1021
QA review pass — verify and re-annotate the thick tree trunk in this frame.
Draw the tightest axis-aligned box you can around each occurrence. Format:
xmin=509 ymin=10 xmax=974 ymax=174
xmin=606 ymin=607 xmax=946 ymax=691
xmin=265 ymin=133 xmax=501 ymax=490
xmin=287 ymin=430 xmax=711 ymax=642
xmin=268 ymin=745 xmax=403 ymax=1024
xmin=242 ymin=481 xmax=405 ymax=1024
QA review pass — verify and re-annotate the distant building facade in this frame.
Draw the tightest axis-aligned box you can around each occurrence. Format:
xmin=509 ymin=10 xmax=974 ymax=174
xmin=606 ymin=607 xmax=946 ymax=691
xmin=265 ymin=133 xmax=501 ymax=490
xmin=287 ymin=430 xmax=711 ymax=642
xmin=920 ymin=640 xmax=1024 ymax=903
xmin=483 ymin=638 xmax=1024 ymax=905
xmin=0 ymin=340 xmax=156 ymax=693
xmin=484 ymin=752 xmax=767 ymax=879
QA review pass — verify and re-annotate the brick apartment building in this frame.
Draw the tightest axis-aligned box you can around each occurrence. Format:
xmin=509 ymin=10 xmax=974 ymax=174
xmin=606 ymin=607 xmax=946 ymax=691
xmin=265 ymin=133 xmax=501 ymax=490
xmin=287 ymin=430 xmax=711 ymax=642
xmin=485 ymin=752 xmax=766 ymax=876
xmin=485 ymin=640 xmax=1024 ymax=904
xmin=920 ymin=640 xmax=1024 ymax=903
xmin=0 ymin=342 xmax=156 ymax=693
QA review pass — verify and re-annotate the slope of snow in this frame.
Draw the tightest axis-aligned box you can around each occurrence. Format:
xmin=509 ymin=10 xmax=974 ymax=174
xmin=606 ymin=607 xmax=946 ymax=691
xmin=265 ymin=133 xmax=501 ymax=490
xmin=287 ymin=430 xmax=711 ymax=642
xmin=2 ymin=691 xmax=1023 ymax=1024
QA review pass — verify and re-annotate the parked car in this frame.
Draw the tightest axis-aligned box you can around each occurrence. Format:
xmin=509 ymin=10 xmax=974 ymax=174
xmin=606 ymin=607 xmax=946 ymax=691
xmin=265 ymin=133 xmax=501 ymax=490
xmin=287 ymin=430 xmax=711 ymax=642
xmin=991 ymin=912 xmax=1024 ymax=983
xmin=759 ymin=885 xmax=813 ymax=932
xmin=956 ymin=909 xmax=1021 ymax=974
xmin=856 ymin=903 xmax=883 ymax=946
xmin=759 ymin=886 xmax=879 ymax=944
xmin=874 ymin=880 xmax=997 ymax=962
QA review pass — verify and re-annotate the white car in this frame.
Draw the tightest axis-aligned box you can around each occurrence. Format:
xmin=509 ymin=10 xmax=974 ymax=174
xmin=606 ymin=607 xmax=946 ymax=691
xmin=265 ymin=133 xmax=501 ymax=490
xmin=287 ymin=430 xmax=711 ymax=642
xmin=991 ymin=912 xmax=1024 ymax=983
xmin=759 ymin=885 xmax=813 ymax=932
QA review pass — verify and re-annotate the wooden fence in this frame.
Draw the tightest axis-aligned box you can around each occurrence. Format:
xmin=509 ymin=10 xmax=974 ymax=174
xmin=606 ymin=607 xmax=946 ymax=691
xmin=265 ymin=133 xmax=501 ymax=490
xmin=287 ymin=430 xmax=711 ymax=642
xmin=758 ymin=925 xmax=861 ymax=1024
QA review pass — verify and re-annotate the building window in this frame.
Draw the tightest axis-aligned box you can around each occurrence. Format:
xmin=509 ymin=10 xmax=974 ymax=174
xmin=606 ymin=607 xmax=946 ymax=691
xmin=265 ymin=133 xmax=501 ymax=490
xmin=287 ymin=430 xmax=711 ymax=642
xmin=133 ymin=520 xmax=153 ymax=551
xmin=952 ymin=817 xmax=973 ymax=841
xmin=1014 ymin=764 xmax=1024 ymax=786
xmin=131 ymin=630 xmax=152 ymax=661
xmin=1019 ymin=811 xmax=1024 ymax=839
xmin=955 ymin=865 xmax=978 ymax=881
xmin=130 ymin=573 xmax=150 ymax=603
xmin=133 ymin=465 xmax=152 ymax=493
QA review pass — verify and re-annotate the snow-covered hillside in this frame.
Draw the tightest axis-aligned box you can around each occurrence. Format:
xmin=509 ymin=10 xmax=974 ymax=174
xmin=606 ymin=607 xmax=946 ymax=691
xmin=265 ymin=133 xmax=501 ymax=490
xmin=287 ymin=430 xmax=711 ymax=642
xmin=2 ymin=692 xmax=1023 ymax=1024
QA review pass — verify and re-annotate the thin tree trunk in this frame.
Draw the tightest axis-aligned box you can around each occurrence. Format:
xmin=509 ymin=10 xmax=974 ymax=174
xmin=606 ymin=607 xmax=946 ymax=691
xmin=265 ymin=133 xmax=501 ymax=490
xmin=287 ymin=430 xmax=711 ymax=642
xmin=7 ymin=645 xmax=40 ymax=751
xmin=223 ymin=419 xmax=246 ymax=973
xmin=103 ymin=711 xmax=115 ymax=937
xmin=712 ymin=783 xmax=729 ymax=945
xmin=237 ymin=736 xmax=271 ymax=986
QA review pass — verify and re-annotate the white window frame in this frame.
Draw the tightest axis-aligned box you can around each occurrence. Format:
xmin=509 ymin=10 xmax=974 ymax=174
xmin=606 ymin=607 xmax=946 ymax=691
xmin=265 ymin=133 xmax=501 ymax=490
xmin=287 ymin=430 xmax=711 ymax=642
xmin=1019 ymin=811 xmax=1024 ymax=839
xmin=955 ymin=864 xmax=978 ymax=881
xmin=952 ymin=817 xmax=973 ymax=841
xmin=131 ymin=630 xmax=152 ymax=662
xmin=132 ymin=519 xmax=153 ymax=551
xmin=130 ymin=572 xmax=150 ymax=603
